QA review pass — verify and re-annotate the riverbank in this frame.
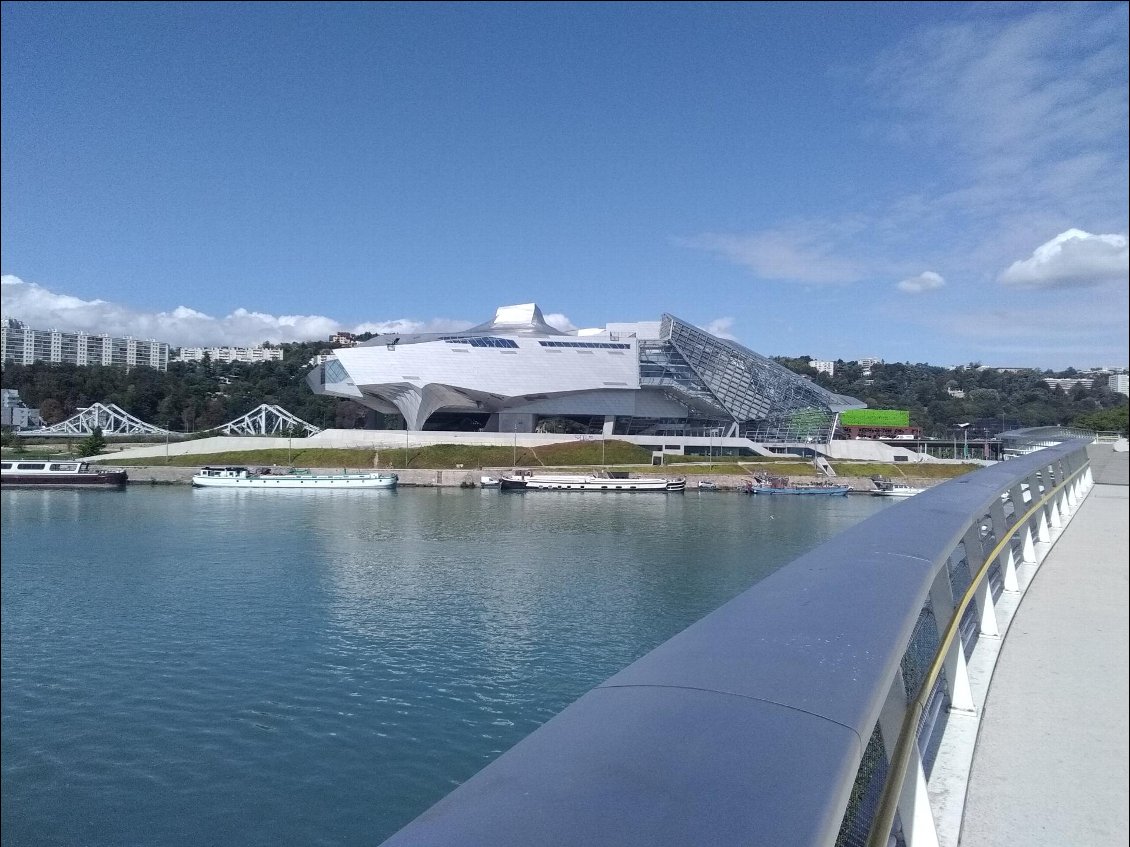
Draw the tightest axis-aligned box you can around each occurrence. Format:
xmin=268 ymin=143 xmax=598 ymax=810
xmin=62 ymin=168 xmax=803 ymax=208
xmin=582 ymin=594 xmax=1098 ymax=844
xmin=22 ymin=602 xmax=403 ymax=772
xmin=115 ymin=465 xmax=947 ymax=492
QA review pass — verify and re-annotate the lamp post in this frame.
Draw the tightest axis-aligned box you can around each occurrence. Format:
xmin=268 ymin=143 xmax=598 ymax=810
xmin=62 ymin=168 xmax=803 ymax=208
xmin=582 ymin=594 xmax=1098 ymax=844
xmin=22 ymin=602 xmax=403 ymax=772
xmin=405 ymin=426 xmax=410 ymax=469
xmin=957 ymin=422 xmax=971 ymax=460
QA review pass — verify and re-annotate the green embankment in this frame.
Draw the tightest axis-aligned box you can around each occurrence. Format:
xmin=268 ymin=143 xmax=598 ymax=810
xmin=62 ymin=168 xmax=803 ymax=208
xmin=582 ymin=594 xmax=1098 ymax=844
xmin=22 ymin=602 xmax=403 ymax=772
xmin=90 ymin=439 xmax=979 ymax=480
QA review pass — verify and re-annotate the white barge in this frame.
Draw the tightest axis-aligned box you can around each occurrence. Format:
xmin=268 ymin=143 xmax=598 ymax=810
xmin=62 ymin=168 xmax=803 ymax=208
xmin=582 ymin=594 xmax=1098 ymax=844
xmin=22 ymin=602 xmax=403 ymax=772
xmin=192 ymin=466 xmax=398 ymax=489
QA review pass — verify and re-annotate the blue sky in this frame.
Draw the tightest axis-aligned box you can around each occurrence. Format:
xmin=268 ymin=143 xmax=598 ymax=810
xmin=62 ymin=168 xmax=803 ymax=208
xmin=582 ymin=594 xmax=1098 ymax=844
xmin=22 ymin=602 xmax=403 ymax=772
xmin=2 ymin=1 xmax=1127 ymax=368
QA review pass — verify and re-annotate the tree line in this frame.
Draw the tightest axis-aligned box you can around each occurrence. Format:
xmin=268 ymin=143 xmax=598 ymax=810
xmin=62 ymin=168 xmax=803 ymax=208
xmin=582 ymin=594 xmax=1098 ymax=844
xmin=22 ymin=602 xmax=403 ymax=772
xmin=2 ymin=345 xmax=1126 ymax=436
xmin=774 ymin=357 xmax=1128 ymax=435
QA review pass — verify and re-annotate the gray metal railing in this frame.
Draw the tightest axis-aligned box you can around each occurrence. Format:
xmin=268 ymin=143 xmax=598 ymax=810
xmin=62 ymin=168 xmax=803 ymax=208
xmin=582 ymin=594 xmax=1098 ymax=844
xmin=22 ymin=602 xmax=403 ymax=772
xmin=380 ymin=440 xmax=1094 ymax=847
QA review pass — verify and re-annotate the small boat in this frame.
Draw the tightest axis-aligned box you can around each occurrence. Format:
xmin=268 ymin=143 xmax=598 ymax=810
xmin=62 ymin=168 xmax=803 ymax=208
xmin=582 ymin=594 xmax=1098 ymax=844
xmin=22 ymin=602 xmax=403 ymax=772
xmin=499 ymin=470 xmax=685 ymax=492
xmin=870 ymin=476 xmax=925 ymax=498
xmin=1 ymin=459 xmax=128 ymax=488
xmin=192 ymin=466 xmax=398 ymax=489
xmin=479 ymin=476 xmax=501 ymax=488
xmin=697 ymin=480 xmax=720 ymax=491
xmin=743 ymin=475 xmax=849 ymax=496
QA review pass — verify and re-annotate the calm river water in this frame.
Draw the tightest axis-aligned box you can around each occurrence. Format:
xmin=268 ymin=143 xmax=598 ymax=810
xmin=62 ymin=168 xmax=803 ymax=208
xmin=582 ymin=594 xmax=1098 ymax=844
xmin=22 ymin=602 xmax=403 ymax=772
xmin=1 ymin=486 xmax=891 ymax=846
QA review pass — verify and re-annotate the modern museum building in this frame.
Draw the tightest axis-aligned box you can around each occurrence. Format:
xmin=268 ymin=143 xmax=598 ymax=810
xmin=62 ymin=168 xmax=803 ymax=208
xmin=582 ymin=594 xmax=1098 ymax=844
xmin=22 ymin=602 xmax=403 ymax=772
xmin=307 ymin=304 xmax=862 ymax=444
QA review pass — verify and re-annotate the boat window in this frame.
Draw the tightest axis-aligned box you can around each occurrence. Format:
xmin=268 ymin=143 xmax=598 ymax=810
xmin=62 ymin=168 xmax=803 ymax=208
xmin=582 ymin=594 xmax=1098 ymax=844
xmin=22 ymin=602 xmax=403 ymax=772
xmin=16 ymin=463 xmax=47 ymax=470
xmin=0 ymin=463 xmax=10 ymax=470
xmin=49 ymin=464 xmax=79 ymax=472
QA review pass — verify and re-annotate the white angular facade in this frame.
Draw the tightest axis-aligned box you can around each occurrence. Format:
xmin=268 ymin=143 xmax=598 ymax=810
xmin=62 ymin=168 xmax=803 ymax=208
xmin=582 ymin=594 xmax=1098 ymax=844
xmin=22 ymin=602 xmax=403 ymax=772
xmin=307 ymin=304 xmax=862 ymax=441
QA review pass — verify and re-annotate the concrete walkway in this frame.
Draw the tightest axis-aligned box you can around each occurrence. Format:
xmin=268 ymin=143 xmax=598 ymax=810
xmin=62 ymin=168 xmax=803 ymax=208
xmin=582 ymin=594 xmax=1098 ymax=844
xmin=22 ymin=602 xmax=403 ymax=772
xmin=961 ymin=445 xmax=1129 ymax=845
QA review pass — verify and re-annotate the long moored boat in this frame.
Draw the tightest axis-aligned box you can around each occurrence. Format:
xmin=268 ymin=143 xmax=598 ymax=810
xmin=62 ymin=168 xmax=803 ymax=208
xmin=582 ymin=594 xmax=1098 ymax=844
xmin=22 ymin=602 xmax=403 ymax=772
xmin=192 ymin=466 xmax=398 ymax=489
xmin=499 ymin=471 xmax=685 ymax=492
xmin=743 ymin=476 xmax=850 ymax=496
xmin=1 ymin=459 xmax=128 ymax=488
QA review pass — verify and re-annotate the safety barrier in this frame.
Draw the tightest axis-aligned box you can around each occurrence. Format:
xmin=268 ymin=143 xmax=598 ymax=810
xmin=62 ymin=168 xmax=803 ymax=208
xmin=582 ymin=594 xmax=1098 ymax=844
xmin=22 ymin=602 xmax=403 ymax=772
xmin=380 ymin=440 xmax=1093 ymax=847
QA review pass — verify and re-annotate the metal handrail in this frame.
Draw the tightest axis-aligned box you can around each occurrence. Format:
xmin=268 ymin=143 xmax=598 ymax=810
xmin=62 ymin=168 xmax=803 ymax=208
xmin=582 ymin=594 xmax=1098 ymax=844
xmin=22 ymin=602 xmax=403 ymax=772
xmin=865 ymin=461 xmax=1089 ymax=847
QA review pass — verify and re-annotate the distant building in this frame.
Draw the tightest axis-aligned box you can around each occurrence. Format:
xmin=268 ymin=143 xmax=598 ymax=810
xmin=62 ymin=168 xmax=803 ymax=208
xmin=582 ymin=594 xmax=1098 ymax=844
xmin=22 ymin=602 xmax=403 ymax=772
xmin=1110 ymin=373 xmax=1129 ymax=397
xmin=175 ymin=345 xmax=284 ymax=364
xmin=1 ymin=319 xmax=169 ymax=370
xmin=811 ymin=359 xmax=835 ymax=377
xmin=857 ymin=357 xmax=882 ymax=377
xmin=1 ymin=388 xmax=41 ymax=429
xmin=308 ymin=350 xmax=335 ymax=367
xmin=329 ymin=332 xmax=358 ymax=347
xmin=1043 ymin=377 xmax=1094 ymax=391
xmin=946 ymin=387 xmax=966 ymax=399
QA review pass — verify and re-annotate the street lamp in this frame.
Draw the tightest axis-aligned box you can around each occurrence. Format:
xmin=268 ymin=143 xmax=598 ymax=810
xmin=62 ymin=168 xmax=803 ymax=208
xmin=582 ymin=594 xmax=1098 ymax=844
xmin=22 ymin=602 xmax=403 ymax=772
xmin=957 ymin=422 xmax=971 ymax=459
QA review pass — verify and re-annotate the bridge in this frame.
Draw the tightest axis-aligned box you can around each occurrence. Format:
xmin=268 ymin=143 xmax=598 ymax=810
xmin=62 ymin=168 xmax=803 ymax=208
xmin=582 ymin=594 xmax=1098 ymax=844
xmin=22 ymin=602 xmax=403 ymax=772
xmin=379 ymin=438 xmax=1127 ymax=846
xmin=20 ymin=403 xmax=320 ymax=438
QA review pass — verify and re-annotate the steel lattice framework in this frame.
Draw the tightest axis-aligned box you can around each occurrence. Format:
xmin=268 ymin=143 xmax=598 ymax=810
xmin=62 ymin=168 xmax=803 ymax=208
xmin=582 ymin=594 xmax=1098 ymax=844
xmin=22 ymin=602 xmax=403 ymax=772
xmin=32 ymin=402 xmax=171 ymax=435
xmin=218 ymin=404 xmax=321 ymax=436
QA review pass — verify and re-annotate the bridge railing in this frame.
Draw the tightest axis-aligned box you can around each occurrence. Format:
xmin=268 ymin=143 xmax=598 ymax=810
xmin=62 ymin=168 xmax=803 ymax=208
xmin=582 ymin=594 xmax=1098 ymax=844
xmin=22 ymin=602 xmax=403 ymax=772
xmin=380 ymin=440 xmax=1094 ymax=847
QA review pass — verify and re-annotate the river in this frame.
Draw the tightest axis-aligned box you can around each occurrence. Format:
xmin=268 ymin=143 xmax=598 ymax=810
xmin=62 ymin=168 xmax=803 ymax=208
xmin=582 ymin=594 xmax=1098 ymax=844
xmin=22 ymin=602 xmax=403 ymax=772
xmin=1 ymin=486 xmax=891 ymax=846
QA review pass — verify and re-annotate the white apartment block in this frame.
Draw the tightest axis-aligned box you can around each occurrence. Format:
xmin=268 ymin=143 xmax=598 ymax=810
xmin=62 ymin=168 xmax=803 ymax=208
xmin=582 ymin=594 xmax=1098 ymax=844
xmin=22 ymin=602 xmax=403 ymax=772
xmin=1 ymin=319 xmax=170 ymax=370
xmin=811 ymin=359 xmax=835 ymax=377
xmin=1109 ymin=373 xmax=1129 ymax=397
xmin=857 ymin=357 xmax=882 ymax=377
xmin=176 ymin=346 xmax=284 ymax=364
xmin=1043 ymin=377 xmax=1094 ymax=391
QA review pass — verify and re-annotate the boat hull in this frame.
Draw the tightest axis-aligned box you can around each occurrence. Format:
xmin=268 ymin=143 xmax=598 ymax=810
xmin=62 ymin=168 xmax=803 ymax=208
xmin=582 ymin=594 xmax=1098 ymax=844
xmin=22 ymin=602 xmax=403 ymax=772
xmin=1 ymin=471 xmax=128 ymax=488
xmin=499 ymin=474 xmax=685 ymax=492
xmin=747 ymin=485 xmax=850 ymax=496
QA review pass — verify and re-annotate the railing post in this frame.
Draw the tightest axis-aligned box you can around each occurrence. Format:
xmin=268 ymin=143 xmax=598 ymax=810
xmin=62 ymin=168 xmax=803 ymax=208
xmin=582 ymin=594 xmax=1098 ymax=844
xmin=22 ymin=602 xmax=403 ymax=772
xmin=928 ymin=569 xmax=976 ymax=714
xmin=1020 ymin=524 xmax=1037 ymax=565
xmin=1036 ymin=509 xmax=1051 ymax=544
xmin=878 ymin=671 xmax=941 ymax=847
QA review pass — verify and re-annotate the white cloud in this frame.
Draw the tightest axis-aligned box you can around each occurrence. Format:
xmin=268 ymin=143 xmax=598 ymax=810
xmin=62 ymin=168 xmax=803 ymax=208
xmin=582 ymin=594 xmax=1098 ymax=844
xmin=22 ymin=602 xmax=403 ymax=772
xmin=997 ymin=229 xmax=1128 ymax=289
xmin=684 ymin=228 xmax=867 ymax=285
xmin=703 ymin=317 xmax=738 ymax=340
xmin=542 ymin=312 xmax=577 ymax=332
xmin=352 ymin=318 xmax=474 ymax=336
xmin=896 ymin=271 xmax=945 ymax=294
xmin=0 ymin=275 xmax=472 ymax=347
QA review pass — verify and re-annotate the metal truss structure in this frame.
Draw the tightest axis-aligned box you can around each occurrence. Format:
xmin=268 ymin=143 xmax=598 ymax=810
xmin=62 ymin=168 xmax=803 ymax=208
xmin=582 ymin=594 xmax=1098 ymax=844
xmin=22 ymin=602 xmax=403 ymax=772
xmin=217 ymin=404 xmax=321 ymax=436
xmin=31 ymin=402 xmax=171 ymax=436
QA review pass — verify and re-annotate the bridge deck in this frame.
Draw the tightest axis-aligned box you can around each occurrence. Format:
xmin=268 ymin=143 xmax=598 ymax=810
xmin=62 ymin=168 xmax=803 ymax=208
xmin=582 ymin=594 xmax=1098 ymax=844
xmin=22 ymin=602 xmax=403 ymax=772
xmin=961 ymin=444 xmax=1128 ymax=845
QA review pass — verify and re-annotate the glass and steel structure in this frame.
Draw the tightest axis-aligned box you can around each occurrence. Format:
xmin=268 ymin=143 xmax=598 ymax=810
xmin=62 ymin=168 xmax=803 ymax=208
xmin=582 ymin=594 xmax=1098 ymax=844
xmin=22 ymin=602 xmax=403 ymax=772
xmin=634 ymin=315 xmax=862 ymax=442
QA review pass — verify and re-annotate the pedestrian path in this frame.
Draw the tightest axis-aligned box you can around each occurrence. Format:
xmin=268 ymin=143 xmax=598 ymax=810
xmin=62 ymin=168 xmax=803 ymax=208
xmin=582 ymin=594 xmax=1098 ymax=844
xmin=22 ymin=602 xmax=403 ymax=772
xmin=960 ymin=444 xmax=1128 ymax=845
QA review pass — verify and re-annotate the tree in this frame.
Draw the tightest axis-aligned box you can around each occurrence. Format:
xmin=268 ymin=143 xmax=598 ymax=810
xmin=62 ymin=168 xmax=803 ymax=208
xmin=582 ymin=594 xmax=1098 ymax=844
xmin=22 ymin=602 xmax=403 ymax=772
xmin=76 ymin=426 xmax=107 ymax=457
xmin=38 ymin=397 xmax=66 ymax=425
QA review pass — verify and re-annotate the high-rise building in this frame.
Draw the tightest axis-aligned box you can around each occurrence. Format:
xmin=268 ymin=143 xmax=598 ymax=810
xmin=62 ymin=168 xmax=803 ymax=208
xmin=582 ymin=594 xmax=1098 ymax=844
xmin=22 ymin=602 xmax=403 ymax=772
xmin=1109 ymin=373 xmax=1129 ymax=397
xmin=1 ymin=319 xmax=170 ymax=370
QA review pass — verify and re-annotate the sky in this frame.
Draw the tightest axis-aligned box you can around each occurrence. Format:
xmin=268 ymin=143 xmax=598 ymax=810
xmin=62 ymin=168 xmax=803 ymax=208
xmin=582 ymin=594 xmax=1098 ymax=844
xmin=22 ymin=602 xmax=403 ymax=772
xmin=2 ymin=1 xmax=1127 ymax=369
